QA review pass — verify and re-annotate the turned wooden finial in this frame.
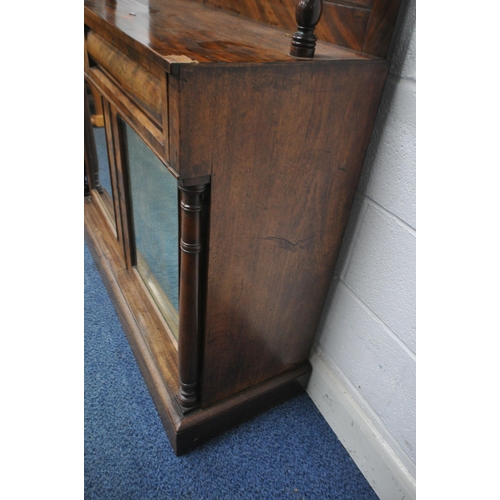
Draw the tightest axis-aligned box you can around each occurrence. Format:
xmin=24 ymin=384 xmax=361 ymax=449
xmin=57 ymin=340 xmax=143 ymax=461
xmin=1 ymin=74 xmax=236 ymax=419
xmin=290 ymin=0 xmax=323 ymax=58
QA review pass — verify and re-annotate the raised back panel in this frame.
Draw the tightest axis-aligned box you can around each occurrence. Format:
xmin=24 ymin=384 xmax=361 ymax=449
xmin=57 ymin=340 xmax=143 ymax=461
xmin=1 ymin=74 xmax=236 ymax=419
xmin=196 ymin=0 xmax=403 ymax=58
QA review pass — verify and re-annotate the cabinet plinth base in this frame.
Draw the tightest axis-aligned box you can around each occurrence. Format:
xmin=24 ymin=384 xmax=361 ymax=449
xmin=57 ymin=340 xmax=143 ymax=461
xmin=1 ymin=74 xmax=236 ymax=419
xmin=85 ymin=195 xmax=311 ymax=455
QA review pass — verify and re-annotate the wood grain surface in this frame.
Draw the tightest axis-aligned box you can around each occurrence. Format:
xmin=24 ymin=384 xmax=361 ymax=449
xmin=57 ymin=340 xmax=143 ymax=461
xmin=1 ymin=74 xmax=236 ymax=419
xmin=171 ymin=60 xmax=388 ymax=405
xmin=84 ymin=0 xmax=406 ymax=452
xmin=195 ymin=0 xmax=403 ymax=57
xmin=84 ymin=0 xmax=373 ymax=70
xmin=199 ymin=0 xmax=371 ymax=52
xmin=87 ymin=30 xmax=163 ymax=125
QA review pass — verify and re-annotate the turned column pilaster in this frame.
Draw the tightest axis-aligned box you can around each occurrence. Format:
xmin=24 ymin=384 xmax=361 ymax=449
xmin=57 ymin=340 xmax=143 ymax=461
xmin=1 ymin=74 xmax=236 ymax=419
xmin=176 ymin=183 xmax=207 ymax=414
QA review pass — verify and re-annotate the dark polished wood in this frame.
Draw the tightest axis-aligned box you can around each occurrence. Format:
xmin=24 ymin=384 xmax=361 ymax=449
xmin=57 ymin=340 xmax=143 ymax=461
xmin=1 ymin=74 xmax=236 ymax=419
xmin=87 ymin=30 xmax=164 ymax=126
xmin=85 ymin=195 xmax=311 ymax=454
xmin=196 ymin=0 xmax=405 ymax=57
xmin=290 ymin=0 xmax=323 ymax=58
xmin=363 ymin=0 xmax=405 ymax=58
xmin=84 ymin=0 xmax=372 ymax=70
xmin=198 ymin=0 xmax=370 ymax=52
xmin=177 ymin=184 xmax=207 ymax=414
xmin=84 ymin=0 xmax=406 ymax=455
xmin=182 ymin=61 xmax=388 ymax=406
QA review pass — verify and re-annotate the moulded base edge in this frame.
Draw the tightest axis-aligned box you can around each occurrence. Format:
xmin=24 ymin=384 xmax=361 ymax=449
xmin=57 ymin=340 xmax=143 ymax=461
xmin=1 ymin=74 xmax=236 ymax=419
xmin=84 ymin=195 xmax=311 ymax=455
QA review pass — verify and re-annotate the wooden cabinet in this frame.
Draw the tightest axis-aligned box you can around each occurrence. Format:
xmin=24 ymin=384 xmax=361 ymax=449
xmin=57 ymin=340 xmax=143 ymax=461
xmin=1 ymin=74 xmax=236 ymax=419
xmin=84 ymin=0 xmax=406 ymax=455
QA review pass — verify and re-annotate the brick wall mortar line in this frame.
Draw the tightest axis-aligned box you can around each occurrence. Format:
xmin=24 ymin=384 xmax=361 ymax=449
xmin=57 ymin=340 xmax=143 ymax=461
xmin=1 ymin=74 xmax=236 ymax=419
xmin=359 ymin=191 xmax=416 ymax=235
xmin=337 ymin=279 xmax=416 ymax=359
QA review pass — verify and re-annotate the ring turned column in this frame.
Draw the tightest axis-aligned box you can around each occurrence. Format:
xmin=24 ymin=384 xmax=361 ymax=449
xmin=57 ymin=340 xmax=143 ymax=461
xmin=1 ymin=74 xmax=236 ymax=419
xmin=176 ymin=183 xmax=207 ymax=414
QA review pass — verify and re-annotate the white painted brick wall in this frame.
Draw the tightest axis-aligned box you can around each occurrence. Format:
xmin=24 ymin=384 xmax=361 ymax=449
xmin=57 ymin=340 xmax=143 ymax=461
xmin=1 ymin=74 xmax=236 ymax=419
xmin=308 ymin=0 xmax=416 ymax=491
xmin=341 ymin=202 xmax=416 ymax=353
xmin=359 ymin=77 xmax=416 ymax=229
xmin=317 ymin=281 xmax=416 ymax=464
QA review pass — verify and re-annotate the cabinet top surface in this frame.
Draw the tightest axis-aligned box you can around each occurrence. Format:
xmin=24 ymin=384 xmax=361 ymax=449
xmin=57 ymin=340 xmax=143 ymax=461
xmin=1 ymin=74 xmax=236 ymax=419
xmin=84 ymin=0 xmax=374 ymax=67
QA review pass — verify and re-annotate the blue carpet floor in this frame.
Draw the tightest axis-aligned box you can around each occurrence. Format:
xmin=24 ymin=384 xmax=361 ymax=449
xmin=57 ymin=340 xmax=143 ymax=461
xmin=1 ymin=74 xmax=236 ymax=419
xmin=84 ymin=242 xmax=379 ymax=499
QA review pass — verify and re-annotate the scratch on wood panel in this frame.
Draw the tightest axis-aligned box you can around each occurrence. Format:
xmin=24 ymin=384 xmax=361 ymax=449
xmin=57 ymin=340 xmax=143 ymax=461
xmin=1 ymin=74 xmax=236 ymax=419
xmin=164 ymin=55 xmax=199 ymax=64
xmin=261 ymin=235 xmax=315 ymax=252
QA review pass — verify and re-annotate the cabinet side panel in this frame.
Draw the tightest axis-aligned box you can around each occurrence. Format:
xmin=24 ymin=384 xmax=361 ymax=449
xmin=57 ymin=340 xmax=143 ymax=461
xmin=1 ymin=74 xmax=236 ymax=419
xmin=180 ymin=62 xmax=388 ymax=406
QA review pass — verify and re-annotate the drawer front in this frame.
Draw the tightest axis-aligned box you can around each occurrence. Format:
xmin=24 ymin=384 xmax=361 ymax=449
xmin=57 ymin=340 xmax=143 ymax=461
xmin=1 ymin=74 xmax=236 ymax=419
xmin=86 ymin=30 xmax=164 ymax=129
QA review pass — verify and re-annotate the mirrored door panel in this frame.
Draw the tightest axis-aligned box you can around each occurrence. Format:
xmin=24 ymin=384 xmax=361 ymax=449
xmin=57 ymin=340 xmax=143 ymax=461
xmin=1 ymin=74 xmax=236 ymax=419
xmin=86 ymin=83 xmax=117 ymax=231
xmin=123 ymin=121 xmax=180 ymax=338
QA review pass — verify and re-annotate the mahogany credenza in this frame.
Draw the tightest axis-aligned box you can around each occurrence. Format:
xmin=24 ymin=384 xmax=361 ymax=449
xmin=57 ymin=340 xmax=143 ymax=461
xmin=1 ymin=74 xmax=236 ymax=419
xmin=84 ymin=0 xmax=407 ymax=455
